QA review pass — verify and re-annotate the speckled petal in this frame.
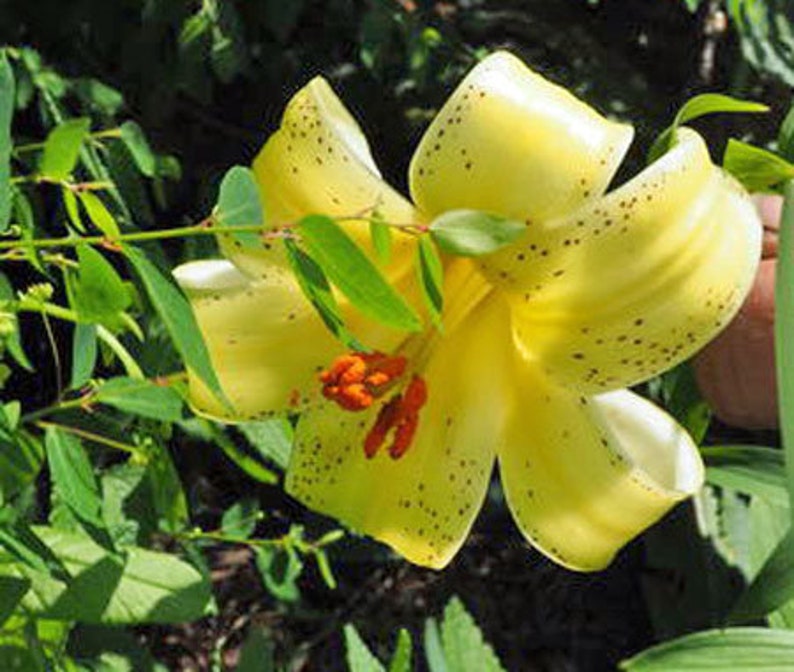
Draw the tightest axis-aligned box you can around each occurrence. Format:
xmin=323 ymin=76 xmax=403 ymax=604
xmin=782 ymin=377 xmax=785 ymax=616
xmin=486 ymin=128 xmax=762 ymax=393
xmin=174 ymin=259 xmax=341 ymax=420
xmin=220 ymin=76 xmax=417 ymax=280
xmin=408 ymin=51 xmax=633 ymax=222
xmin=499 ymin=368 xmax=704 ymax=572
xmin=286 ymin=297 xmax=512 ymax=569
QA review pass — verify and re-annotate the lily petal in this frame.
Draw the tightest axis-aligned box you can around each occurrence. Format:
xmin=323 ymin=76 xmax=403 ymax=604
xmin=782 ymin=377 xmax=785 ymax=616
xmin=221 ymin=76 xmax=417 ymax=280
xmin=499 ymin=367 xmax=704 ymax=571
xmin=408 ymin=51 xmax=633 ymax=222
xmin=174 ymin=259 xmax=341 ymax=419
xmin=286 ymin=298 xmax=512 ymax=568
xmin=490 ymin=128 xmax=762 ymax=392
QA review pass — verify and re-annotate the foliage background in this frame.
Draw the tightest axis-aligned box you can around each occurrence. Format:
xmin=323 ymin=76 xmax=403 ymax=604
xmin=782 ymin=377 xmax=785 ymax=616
xmin=0 ymin=0 xmax=792 ymax=670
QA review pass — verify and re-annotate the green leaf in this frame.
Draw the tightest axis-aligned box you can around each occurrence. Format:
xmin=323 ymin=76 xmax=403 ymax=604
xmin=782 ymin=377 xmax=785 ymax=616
xmin=0 ymin=518 xmax=69 ymax=582
xmin=297 ymin=215 xmax=421 ymax=332
xmin=314 ymin=548 xmax=337 ymax=590
xmin=0 ymin=272 xmax=33 ymax=372
xmin=661 ymin=363 xmax=710 ymax=444
xmin=215 ymin=165 xmax=263 ymax=249
xmin=70 ymin=323 xmax=97 ymax=388
xmin=78 ymin=191 xmax=120 ymax=238
xmin=138 ymin=439 xmax=189 ymax=535
xmin=283 ymin=238 xmax=362 ymax=349
xmin=94 ymin=377 xmax=184 ymax=422
xmin=370 ymin=215 xmax=393 ymax=264
xmin=119 ymin=121 xmax=156 ymax=177
xmin=778 ymin=102 xmax=794 ymax=163
xmin=44 ymin=427 xmax=110 ymax=549
xmin=440 ymin=597 xmax=506 ymax=672
xmin=778 ymin=182 xmax=794 ymax=525
xmin=66 ymin=624 xmax=166 ymax=672
xmin=123 ymin=245 xmax=225 ymax=402
xmin=429 ymin=210 xmax=526 ymax=257
xmin=221 ymin=498 xmax=260 ymax=540
xmin=236 ymin=626 xmax=275 ymax=672
xmin=69 ymin=244 xmax=130 ymax=324
xmin=388 ymin=629 xmax=413 ymax=672
xmin=620 ymin=627 xmax=794 ymax=670
xmin=0 ymin=526 xmax=214 ymax=624
xmin=344 ymin=624 xmax=386 ymax=672
xmin=237 ymin=418 xmax=293 ymax=470
xmin=39 ymin=117 xmax=91 ymax=181
xmin=0 ymin=428 xmax=44 ymax=505
xmin=702 ymin=445 xmax=788 ymax=506
xmin=416 ymin=236 xmax=444 ymax=328
xmin=423 ymin=618 xmax=447 ymax=672
xmin=255 ymin=544 xmax=302 ymax=602
xmin=0 ymin=576 xmax=29 ymax=627
xmin=723 ymin=139 xmax=794 ymax=193
xmin=649 ymin=94 xmax=768 ymax=162
xmin=200 ymin=420 xmax=279 ymax=485
xmin=0 ymin=52 xmax=14 ymax=232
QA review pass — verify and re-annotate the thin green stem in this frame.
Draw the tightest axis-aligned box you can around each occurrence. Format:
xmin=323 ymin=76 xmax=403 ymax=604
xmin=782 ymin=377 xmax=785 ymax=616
xmin=96 ymin=325 xmax=144 ymax=379
xmin=777 ymin=179 xmax=794 ymax=526
xmin=21 ymin=397 xmax=90 ymax=424
xmin=34 ymin=420 xmax=143 ymax=457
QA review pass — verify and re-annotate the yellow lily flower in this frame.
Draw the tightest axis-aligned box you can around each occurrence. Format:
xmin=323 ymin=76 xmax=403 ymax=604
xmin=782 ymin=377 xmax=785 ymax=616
xmin=174 ymin=52 xmax=761 ymax=571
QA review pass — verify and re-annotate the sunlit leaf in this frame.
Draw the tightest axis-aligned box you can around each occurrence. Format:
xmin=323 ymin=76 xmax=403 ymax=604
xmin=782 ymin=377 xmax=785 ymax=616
xmin=298 ymin=215 xmax=421 ymax=332
xmin=70 ymin=323 xmax=97 ymax=389
xmin=388 ymin=629 xmax=413 ymax=672
xmin=69 ymin=244 xmax=130 ymax=325
xmin=430 ymin=210 xmax=526 ymax=257
xmin=723 ymin=139 xmax=794 ymax=193
xmin=417 ymin=236 xmax=444 ymax=328
xmin=370 ymin=214 xmax=392 ymax=264
xmin=120 ymin=120 xmax=156 ymax=177
xmin=702 ymin=445 xmax=787 ymax=506
xmin=221 ymin=498 xmax=259 ymax=540
xmin=39 ymin=117 xmax=91 ymax=181
xmin=255 ymin=544 xmax=302 ymax=602
xmin=215 ymin=165 xmax=263 ymax=249
xmin=78 ymin=191 xmax=120 ymax=238
xmin=0 ymin=576 xmax=29 ymax=627
xmin=237 ymin=418 xmax=293 ymax=470
xmin=440 ymin=597 xmax=506 ymax=672
xmin=94 ymin=377 xmax=184 ymax=422
xmin=344 ymin=624 xmax=386 ymax=672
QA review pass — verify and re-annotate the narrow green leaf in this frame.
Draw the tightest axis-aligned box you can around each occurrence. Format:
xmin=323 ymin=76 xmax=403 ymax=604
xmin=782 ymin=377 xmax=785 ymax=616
xmin=298 ymin=215 xmax=421 ymax=332
xmin=119 ymin=121 xmax=156 ymax=177
xmin=255 ymin=545 xmax=302 ymax=602
xmin=370 ymin=215 xmax=393 ymax=264
xmin=283 ymin=237 xmax=363 ymax=349
xmin=0 ymin=52 xmax=14 ymax=232
xmin=215 ymin=165 xmax=264 ymax=249
xmin=203 ymin=420 xmax=279 ymax=485
xmin=423 ymin=618 xmax=447 ymax=672
xmin=344 ymin=624 xmax=386 ymax=672
xmin=1 ymin=526 xmax=214 ymax=624
xmin=45 ymin=427 xmax=112 ymax=550
xmin=124 ymin=245 xmax=225 ymax=401
xmin=417 ymin=236 xmax=444 ymax=328
xmin=620 ymin=627 xmax=794 ymax=670
xmin=649 ymin=94 xmax=768 ymax=162
xmin=0 ymin=272 xmax=33 ymax=372
xmin=778 ymin=182 xmax=794 ymax=528
xmin=0 ymin=519 xmax=70 ymax=582
xmin=388 ymin=629 xmax=413 ymax=672
xmin=11 ymin=187 xmax=46 ymax=274
xmin=78 ymin=191 xmax=120 ymax=238
xmin=94 ymin=377 xmax=184 ymax=422
xmin=39 ymin=117 xmax=91 ymax=181
xmin=237 ymin=418 xmax=293 ymax=470
xmin=62 ymin=187 xmax=85 ymax=232
xmin=723 ymin=139 xmax=794 ymax=193
xmin=0 ymin=576 xmax=29 ymax=627
xmin=221 ymin=498 xmax=260 ymax=540
xmin=702 ymin=445 xmax=788 ymax=506
xmin=430 ymin=210 xmax=526 ymax=257
xmin=70 ymin=323 xmax=97 ymax=389
xmin=69 ymin=244 xmax=130 ymax=324
xmin=778 ymin=103 xmax=794 ymax=163
xmin=441 ymin=597 xmax=506 ymax=672
xmin=314 ymin=548 xmax=337 ymax=590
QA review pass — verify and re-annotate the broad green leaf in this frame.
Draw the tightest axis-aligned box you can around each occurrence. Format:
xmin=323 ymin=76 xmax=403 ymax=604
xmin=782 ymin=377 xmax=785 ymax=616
xmin=236 ymin=626 xmax=275 ymax=672
xmin=0 ymin=428 xmax=43 ymax=505
xmin=119 ymin=121 xmax=156 ymax=177
xmin=44 ymin=427 xmax=110 ymax=549
xmin=0 ymin=518 xmax=69 ymax=582
xmin=123 ymin=245 xmax=225 ymax=401
xmin=778 ymin=102 xmax=794 ymax=163
xmin=69 ymin=244 xmax=130 ymax=324
xmin=440 ymin=597 xmax=506 ymax=672
xmin=778 ymin=181 xmax=794 ymax=524
xmin=297 ymin=215 xmax=421 ymax=332
xmin=344 ymin=624 xmax=386 ymax=672
xmin=100 ymin=462 xmax=152 ymax=547
xmin=423 ymin=618 xmax=447 ymax=672
xmin=702 ymin=445 xmax=787 ymax=506
xmin=649 ymin=94 xmax=768 ymax=162
xmin=78 ymin=191 xmax=120 ymax=238
xmin=416 ymin=236 xmax=444 ymax=328
xmin=0 ymin=52 xmax=14 ymax=232
xmin=94 ymin=377 xmax=184 ymax=422
xmin=620 ymin=627 xmax=794 ymax=670
xmin=0 ymin=576 xmax=29 ymax=627
xmin=0 ymin=526 xmax=214 ymax=624
xmin=370 ymin=215 xmax=393 ymax=264
xmin=237 ymin=418 xmax=293 ymax=470
xmin=723 ymin=139 xmax=794 ymax=193
xmin=283 ymin=238 xmax=362 ymax=349
xmin=255 ymin=544 xmax=302 ymax=602
xmin=0 ymin=646 xmax=37 ymax=671
xmin=429 ymin=210 xmax=526 ymax=257
xmin=70 ymin=323 xmax=97 ymax=388
xmin=137 ymin=439 xmax=189 ymax=534
xmin=39 ymin=117 xmax=91 ymax=181
xmin=215 ymin=165 xmax=263 ymax=248
xmin=220 ymin=498 xmax=260 ymax=540
xmin=388 ymin=629 xmax=413 ymax=672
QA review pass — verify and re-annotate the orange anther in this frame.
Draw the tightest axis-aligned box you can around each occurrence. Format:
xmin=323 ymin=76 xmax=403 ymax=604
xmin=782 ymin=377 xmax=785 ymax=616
xmin=320 ymin=351 xmax=408 ymax=412
xmin=389 ymin=413 xmax=419 ymax=459
xmin=364 ymin=396 xmax=401 ymax=459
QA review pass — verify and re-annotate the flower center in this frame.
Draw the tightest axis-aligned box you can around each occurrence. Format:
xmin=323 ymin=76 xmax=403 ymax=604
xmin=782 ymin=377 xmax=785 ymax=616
xmin=319 ymin=352 xmax=428 ymax=460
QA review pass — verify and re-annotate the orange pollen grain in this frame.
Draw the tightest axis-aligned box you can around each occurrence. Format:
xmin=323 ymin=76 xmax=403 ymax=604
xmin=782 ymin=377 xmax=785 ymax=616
xmin=320 ymin=351 xmax=407 ymax=412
